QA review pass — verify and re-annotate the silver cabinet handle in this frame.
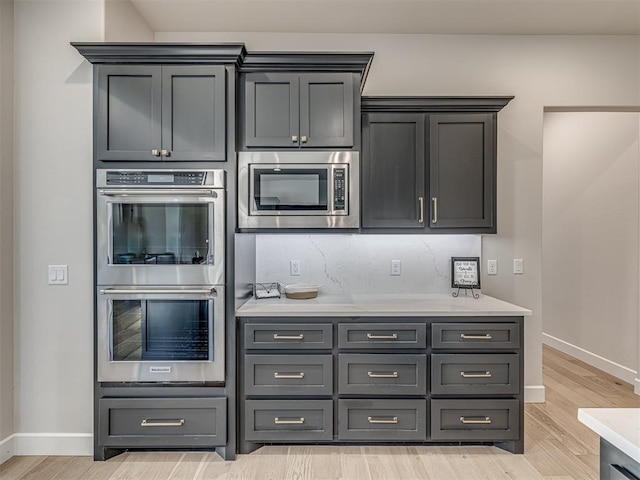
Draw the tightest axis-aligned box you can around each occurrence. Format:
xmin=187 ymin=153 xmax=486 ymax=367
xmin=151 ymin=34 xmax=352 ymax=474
xmin=141 ymin=419 xmax=185 ymax=427
xmin=368 ymin=416 xmax=398 ymax=424
xmin=460 ymin=371 xmax=492 ymax=378
xmin=100 ymin=287 xmax=216 ymax=296
xmin=418 ymin=196 xmax=425 ymax=223
xmin=460 ymin=333 xmax=493 ymax=340
xmin=301 ymin=135 xmax=308 ymax=144
xmin=459 ymin=416 xmax=492 ymax=425
xmin=431 ymin=197 xmax=438 ymax=224
xmin=161 ymin=149 xmax=170 ymax=157
xmin=99 ymin=188 xmax=215 ymax=196
xmin=368 ymin=371 xmax=398 ymax=378
xmin=366 ymin=333 xmax=398 ymax=340
xmin=292 ymin=135 xmax=298 ymax=143
xmin=274 ymin=372 xmax=305 ymax=379
xmin=274 ymin=417 xmax=305 ymax=425
xmin=151 ymin=149 xmax=161 ymax=156
xmin=273 ymin=334 xmax=304 ymax=340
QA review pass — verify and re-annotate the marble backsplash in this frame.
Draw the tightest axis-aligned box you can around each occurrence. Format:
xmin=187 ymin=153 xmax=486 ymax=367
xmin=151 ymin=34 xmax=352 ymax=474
xmin=255 ymin=234 xmax=481 ymax=294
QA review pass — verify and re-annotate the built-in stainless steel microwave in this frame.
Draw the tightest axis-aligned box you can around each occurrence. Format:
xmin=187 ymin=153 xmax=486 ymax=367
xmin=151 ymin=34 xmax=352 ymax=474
xmin=238 ymin=151 xmax=359 ymax=229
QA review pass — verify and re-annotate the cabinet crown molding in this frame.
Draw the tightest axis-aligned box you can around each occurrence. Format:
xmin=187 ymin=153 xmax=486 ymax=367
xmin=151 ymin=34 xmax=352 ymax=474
xmin=361 ymin=96 xmax=514 ymax=113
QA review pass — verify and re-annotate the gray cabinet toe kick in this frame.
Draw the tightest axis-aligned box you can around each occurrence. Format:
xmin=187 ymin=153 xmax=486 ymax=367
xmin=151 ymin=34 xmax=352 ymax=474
xmin=239 ymin=316 xmax=524 ymax=454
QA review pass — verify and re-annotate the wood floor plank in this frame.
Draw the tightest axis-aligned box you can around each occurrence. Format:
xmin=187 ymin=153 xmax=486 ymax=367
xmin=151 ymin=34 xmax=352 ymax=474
xmin=0 ymin=456 xmax=47 ymax=480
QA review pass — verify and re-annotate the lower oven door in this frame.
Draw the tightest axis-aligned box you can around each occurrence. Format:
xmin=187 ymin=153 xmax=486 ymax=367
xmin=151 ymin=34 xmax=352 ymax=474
xmin=97 ymin=286 xmax=225 ymax=383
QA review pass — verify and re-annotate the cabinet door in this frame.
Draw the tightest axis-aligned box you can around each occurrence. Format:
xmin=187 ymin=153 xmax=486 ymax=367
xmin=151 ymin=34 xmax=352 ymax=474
xmin=243 ymin=72 xmax=299 ymax=147
xmin=362 ymin=113 xmax=426 ymax=228
xmin=299 ymin=73 xmax=354 ymax=147
xmin=429 ymin=113 xmax=495 ymax=230
xmin=97 ymin=65 xmax=162 ymax=161
xmin=161 ymin=66 xmax=226 ymax=161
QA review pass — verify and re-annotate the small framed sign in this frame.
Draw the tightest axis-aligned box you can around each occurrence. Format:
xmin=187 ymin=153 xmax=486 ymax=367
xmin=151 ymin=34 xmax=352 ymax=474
xmin=451 ymin=257 xmax=480 ymax=291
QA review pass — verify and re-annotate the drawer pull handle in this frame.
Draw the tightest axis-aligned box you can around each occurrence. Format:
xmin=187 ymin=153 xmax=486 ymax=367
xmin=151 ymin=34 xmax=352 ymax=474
xmin=273 ymin=334 xmax=304 ymax=340
xmin=140 ymin=419 xmax=185 ymax=427
xmin=459 ymin=416 xmax=492 ymax=425
xmin=274 ymin=417 xmax=305 ymax=425
xmin=368 ymin=416 xmax=399 ymax=424
xmin=460 ymin=371 xmax=492 ymax=378
xmin=274 ymin=372 xmax=305 ymax=379
xmin=368 ymin=371 xmax=399 ymax=378
xmin=366 ymin=333 xmax=398 ymax=340
xmin=460 ymin=333 xmax=493 ymax=340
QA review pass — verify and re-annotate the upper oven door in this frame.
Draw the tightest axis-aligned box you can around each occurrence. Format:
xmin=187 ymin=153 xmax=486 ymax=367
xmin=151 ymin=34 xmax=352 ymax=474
xmin=96 ymin=185 xmax=225 ymax=286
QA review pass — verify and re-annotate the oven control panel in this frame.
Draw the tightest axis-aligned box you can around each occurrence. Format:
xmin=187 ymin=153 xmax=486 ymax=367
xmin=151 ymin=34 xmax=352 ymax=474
xmin=333 ymin=168 xmax=346 ymax=211
xmin=106 ymin=171 xmax=206 ymax=186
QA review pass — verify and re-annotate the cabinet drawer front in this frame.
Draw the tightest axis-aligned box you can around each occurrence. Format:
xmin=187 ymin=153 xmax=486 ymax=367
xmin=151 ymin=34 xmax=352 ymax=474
xmin=99 ymin=397 xmax=226 ymax=447
xmin=430 ymin=399 xmax=519 ymax=441
xmin=338 ymin=399 xmax=427 ymax=441
xmin=338 ymin=354 xmax=427 ymax=395
xmin=245 ymin=323 xmax=333 ymax=350
xmin=432 ymin=323 xmax=520 ymax=350
xmin=245 ymin=355 xmax=333 ymax=396
xmin=431 ymin=354 xmax=519 ymax=395
xmin=338 ymin=323 xmax=427 ymax=349
xmin=245 ymin=400 xmax=333 ymax=442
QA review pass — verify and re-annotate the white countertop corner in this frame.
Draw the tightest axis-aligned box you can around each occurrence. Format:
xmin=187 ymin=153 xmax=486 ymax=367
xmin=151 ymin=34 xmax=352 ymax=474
xmin=578 ymin=408 xmax=640 ymax=463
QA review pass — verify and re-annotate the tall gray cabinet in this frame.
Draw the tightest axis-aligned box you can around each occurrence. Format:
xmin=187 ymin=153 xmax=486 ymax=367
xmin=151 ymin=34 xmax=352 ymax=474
xmin=361 ymin=97 xmax=513 ymax=234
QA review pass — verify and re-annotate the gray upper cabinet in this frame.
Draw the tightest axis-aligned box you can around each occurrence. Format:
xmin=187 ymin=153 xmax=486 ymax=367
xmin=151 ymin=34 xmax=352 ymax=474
xmin=360 ymin=97 xmax=512 ymax=234
xmin=243 ymin=72 xmax=354 ymax=149
xmin=361 ymin=113 xmax=425 ymax=228
xmin=429 ymin=114 xmax=494 ymax=229
xmin=97 ymin=65 xmax=226 ymax=161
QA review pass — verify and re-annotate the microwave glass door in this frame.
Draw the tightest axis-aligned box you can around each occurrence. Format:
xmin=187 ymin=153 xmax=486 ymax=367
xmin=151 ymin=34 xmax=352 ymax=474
xmin=253 ymin=168 xmax=328 ymax=211
xmin=111 ymin=202 xmax=211 ymax=265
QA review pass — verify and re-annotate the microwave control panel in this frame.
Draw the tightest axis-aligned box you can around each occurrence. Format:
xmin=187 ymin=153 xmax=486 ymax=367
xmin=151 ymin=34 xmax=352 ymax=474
xmin=333 ymin=168 xmax=346 ymax=211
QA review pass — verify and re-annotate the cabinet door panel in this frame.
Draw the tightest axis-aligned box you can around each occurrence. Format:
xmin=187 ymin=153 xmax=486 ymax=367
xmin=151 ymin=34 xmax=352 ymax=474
xmin=429 ymin=113 xmax=494 ymax=229
xmin=300 ymin=74 xmax=353 ymax=147
xmin=362 ymin=113 xmax=426 ymax=228
xmin=244 ymin=73 xmax=299 ymax=147
xmin=97 ymin=65 xmax=162 ymax=161
xmin=162 ymin=66 xmax=226 ymax=161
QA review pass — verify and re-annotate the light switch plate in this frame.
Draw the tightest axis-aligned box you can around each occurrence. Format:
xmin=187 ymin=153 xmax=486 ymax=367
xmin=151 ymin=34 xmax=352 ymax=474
xmin=513 ymin=258 xmax=524 ymax=274
xmin=48 ymin=265 xmax=68 ymax=285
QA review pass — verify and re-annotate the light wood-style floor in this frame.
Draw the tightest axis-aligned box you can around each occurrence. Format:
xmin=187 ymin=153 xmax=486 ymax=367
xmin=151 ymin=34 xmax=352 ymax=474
xmin=3 ymin=345 xmax=640 ymax=480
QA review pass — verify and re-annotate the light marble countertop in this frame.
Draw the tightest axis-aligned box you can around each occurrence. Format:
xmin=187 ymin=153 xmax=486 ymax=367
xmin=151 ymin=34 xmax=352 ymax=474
xmin=578 ymin=408 xmax=640 ymax=463
xmin=235 ymin=293 xmax=532 ymax=317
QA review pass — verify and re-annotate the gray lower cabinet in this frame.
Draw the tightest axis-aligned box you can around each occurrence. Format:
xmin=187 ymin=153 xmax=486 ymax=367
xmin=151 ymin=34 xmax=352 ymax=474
xmin=239 ymin=316 xmax=523 ymax=453
xmin=99 ymin=397 xmax=226 ymax=448
xmin=97 ymin=65 xmax=226 ymax=161
xmin=338 ymin=399 xmax=427 ymax=441
xmin=601 ymin=438 xmax=640 ymax=480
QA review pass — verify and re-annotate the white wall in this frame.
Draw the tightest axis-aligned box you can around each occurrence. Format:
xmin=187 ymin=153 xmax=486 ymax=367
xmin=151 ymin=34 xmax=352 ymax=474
xmin=256 ymin=234 xmax=480 ymax=294
xmin=13 ymin=0 xmax=103 ymax=455
xmin=105 ymin=0 xmax=153 ymax=42
xmin=159 ymin=31 xmax=640 ymax=402
xmin=0 ymin=0 xmax=14 ymax=465
xmin=542 ymin=112 xmax=640 ymax=384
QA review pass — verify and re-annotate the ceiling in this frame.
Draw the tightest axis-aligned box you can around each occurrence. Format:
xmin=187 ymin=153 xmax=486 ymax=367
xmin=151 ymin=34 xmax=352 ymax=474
xmin=129 ymin=0 xmax=640 ymax=35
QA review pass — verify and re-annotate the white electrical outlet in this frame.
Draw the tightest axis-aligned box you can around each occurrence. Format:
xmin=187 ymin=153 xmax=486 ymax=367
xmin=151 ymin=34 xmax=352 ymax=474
xmin=513 ymin=258 xmax=524 ymax=274
xmin=487 ymin=259 xmax=498 ymax=275
xmin=390 ymin=260 xmax=401 ymax=276
xmin=48 ymin=265 xmax=68 ymax=285
xmin=290 ymin=260 xmax=301 ymax=276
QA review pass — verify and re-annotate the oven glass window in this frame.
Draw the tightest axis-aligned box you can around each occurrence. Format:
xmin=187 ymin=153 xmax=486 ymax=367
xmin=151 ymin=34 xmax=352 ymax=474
xmin=254 ymin=168 xmax=328 ymax=210
xmin=111 ymin=203 xmax=211 ymax=265
xmin=111 ymin=299 xmax=210 ymax=361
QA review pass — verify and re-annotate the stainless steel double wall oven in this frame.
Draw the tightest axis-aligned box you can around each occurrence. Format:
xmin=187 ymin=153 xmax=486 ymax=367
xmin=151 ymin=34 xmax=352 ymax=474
xmin=96 ymin=169 xmax=226 ymax=382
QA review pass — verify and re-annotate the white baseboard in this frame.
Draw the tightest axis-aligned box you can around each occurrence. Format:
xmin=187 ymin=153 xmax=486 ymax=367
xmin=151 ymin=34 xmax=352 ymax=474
xmin=13 ymin=433 xmax=92 ymax=456
xmin=543 ymin=333 xmax=638 ymax=385
xmin=524 ymin=385 xmax=546 ymax=403
xmin=0 ymin=434 xmax=15 ymax=465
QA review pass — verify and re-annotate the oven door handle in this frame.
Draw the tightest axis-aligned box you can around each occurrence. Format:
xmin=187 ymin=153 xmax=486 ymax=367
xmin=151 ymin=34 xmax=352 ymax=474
xmin=100 ymin=287 xmax=218 ymax=296
xmin=98 ymin=188 xmax=216 ymax=196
